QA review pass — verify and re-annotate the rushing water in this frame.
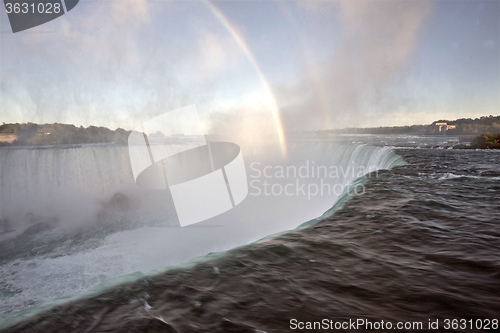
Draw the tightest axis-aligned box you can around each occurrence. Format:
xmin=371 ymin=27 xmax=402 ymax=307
xmin=1 ymin=136 xmax=499 ymax=332
xmin=0 ymin=139 xmax=403 ymax=320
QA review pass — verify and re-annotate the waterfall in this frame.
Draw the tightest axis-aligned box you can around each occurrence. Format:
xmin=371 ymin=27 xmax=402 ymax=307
xmin=0 ymin=142 xmax=406 ymax=321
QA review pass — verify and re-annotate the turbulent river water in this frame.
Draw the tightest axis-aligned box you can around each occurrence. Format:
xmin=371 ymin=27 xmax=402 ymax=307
xmin=0 ymin=135 xmax=499 ymax=332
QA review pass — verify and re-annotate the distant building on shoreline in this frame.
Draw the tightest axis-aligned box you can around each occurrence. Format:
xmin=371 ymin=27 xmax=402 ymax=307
xmin=434 ymin=122 xmax=456 ymax=132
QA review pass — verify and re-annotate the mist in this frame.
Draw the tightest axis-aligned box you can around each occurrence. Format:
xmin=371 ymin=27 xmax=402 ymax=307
xmin=275 ymin=0 xmax=433 ymax=131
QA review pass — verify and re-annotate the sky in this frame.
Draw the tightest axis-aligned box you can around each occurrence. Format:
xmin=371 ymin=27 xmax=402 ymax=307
xmin=0 ymin=0 xmax=499 ymax=139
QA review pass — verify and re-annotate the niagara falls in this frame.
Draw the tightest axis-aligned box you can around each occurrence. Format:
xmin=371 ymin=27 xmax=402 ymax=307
xmin=1 ymin=0 xmax=499 ymax=332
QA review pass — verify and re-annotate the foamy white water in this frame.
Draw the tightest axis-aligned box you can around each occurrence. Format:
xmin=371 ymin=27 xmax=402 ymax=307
xmin=0 ymin=141 xmax=405 ymax=319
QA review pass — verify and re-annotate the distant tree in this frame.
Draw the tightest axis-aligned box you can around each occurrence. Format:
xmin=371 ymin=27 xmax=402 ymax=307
xmin=0 ymin=122 xmax=132 ymax=146
xmin=470 ymin=132 xmax=500 ymax=149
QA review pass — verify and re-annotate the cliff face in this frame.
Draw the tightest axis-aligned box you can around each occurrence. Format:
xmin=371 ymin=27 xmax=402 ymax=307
xmin=0 ymin=123 xmax=131 ymax=146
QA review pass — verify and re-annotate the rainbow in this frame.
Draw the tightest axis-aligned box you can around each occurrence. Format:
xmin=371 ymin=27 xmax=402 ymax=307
xmin=202 ymin=0 xmax=287 ymax=156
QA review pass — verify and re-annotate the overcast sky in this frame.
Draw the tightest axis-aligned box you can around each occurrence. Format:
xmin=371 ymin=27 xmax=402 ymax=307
xmin=0 ymin=0 xmax=498 ymax=135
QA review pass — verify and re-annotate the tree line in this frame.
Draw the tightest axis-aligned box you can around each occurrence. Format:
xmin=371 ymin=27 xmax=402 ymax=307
xmin=327 ymin=115 xmax=500 ymax=135
xmin=0 ymin=123 xmax=131 ymax=146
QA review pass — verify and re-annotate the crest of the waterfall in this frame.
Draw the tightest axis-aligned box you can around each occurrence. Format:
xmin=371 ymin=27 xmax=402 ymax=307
xmin=0 ymin=137 xmax=405 ymax=242
xmin=127 ymin=105 xmax=249 ymax=227
xmin=0 ymin=136 xmax=408 ymax=321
